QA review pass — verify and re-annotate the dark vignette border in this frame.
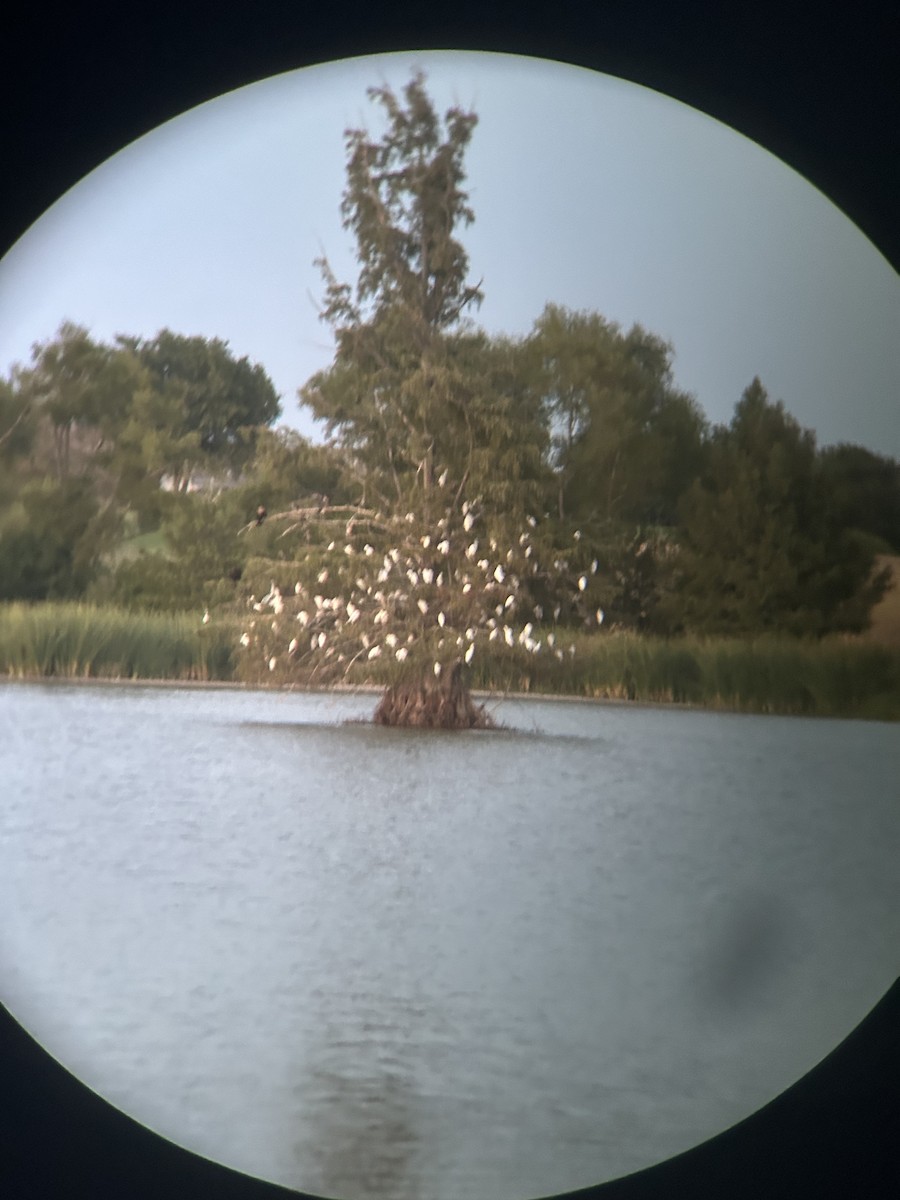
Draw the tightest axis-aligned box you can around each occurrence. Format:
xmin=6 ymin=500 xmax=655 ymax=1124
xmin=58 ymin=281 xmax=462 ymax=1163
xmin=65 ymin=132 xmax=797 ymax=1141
xmin=1 ymin=4 xmax=898 ymax=1199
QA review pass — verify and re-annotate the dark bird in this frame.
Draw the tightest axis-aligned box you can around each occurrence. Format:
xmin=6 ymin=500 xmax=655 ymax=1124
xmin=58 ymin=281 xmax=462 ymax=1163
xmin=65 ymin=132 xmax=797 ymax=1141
xmin=255 ymin=505 xmax=267 ymax=526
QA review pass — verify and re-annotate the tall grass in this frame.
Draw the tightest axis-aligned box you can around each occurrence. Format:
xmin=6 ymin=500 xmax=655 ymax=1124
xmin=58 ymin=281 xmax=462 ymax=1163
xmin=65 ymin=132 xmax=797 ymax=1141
xmin=0 ymin=603 xmax=238 ymax=681
xmin=3 ymin=603 xmax=898 ymax=719
xmin=339 ymin=630 xmax=900 ymax=721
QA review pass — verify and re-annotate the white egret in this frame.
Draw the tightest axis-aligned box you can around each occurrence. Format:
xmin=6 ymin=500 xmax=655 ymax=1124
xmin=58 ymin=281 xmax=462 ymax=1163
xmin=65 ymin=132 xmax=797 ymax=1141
xmin=578 ymin=575 xmax=588 ymax=592
xmin=417 ymin=599 xmax=429 ymax=614
xmin=465 ymin=643 xmax=475 ymax=664
xmin=288 ymin=638 xmax=298 ymax=654
xmin=493 ymin=564 xmax=505 ymax=583
xmin=202 ymin=610 xmax=210 ymax=624
xmin=434 ymin=661 xmax=442 ymax=677
xmin=395 ymin=646 xmax=408 ymax=661
xmin=239 ymin=632 xmax=250 ymax=647
xmin=268 ymin=656 xmax=277 ymax=671
xmin=422 ymin=568 xmax=434 ymax=585
xmin=437 ymin=611 xmax=446 ymax=627
xmin=596 ymin=608 xmax=605 ymax=625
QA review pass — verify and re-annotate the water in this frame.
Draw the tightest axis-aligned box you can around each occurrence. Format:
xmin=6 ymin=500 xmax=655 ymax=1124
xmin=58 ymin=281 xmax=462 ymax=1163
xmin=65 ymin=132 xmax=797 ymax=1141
xmin=1 ymin=680 xmax=898 ymax=1198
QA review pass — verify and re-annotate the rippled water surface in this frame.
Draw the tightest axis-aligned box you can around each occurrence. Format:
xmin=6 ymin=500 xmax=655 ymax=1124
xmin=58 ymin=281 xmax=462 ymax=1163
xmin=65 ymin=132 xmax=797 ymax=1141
xmin=2 ymin=681 xmax=898 ymax=1198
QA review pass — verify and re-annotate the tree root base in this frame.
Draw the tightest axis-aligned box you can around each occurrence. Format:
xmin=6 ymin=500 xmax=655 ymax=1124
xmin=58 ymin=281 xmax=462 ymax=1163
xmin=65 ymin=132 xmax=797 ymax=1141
xmin=373 ymin=661 xmax=496 ymax=729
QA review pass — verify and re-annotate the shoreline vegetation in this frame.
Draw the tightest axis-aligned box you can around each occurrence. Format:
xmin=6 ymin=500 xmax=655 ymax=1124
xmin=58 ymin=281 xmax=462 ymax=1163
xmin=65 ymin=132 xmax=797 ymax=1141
xmin=2 ymin=602 xmax=898 ymax=722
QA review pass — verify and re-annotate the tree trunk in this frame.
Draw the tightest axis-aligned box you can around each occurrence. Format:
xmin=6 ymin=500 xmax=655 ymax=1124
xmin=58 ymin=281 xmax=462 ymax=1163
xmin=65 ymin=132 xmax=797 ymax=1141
xmin=373 ymin=660 xmax=495 ymax=729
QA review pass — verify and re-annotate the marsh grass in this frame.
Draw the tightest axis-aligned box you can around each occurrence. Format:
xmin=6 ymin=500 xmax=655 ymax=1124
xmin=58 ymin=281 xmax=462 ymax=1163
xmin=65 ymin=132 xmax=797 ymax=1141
xmin=339 ymin=631 xmax=900 ymax=720
xmin=0 ymin=603 xmax=237 ymax=681
xmin=3 ymin=603 xmax=898 ymax=719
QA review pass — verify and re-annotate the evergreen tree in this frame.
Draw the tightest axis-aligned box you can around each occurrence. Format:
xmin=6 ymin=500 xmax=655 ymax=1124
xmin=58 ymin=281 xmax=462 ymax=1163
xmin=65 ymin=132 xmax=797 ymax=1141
xmin=672 ymin=379 xmax=890 ymax=635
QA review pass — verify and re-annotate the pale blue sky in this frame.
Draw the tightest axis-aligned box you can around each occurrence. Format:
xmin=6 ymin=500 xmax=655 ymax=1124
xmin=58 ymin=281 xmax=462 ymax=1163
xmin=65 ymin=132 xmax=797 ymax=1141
xmin=1 ymin=50 xmax=897 ymax=456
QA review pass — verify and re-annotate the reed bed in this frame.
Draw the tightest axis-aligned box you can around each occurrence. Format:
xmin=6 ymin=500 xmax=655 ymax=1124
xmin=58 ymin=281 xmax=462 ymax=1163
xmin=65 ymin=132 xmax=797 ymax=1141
xmin=0 ymin=603 xmax=238 ymax=681
xmin=3 ymin=603 xmax=898 ymax=719
xmin=341 ymin=631 xmax=900 ymax=721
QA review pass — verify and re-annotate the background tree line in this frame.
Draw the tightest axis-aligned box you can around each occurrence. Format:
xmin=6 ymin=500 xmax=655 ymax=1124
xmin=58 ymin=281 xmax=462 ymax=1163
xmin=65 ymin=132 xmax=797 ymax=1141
xmin=0 ymin=71 xmax=895 ymax=639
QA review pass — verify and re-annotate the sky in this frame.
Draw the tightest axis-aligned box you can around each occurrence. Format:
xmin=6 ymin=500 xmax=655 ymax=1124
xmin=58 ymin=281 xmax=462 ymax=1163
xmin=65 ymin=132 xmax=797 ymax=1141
xmin=0 ymin=49 xmax=897 ymax=457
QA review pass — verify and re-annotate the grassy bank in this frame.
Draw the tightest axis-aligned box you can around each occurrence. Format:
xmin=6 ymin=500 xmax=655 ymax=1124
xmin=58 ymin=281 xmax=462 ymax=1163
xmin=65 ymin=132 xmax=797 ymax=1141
xmin=2 ymin=603 xmax=899 ymax=719
xmin=0 ymin=603 xmax=238 ymax=681
xmin=339 ymin=630 xmax=900 ymax=721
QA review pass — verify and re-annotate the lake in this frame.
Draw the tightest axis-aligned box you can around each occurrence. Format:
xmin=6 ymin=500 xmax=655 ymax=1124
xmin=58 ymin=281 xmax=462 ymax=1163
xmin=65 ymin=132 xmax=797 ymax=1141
xmin=1 ymin=680 xmax=898 ymax=1198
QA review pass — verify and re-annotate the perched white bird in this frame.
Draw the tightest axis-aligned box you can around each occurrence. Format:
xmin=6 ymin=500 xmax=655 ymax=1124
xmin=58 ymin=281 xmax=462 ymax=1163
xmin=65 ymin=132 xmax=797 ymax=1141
xmin=367 ymin=645 xmax=382 ymax=659
xmin=493 ymin=564 xmax=505 ymax=583
xmin=438 ymin=467 xmax=449 ymax=487
xmin=596 ymin=608 xmax=605 ymax=625
xmin=417 ymin=598 xmax=429 ymax=614
xmin=395 ymin=646 xmax=408 ymax=661
xmin=462 ymin=582 xmax=472 ymax=594
xmin=421 ymin=535 xmax=431 ymax=549
xmin=503 ymin=625 xmax=515 ymax=647
xmin=317 ymin=568 xmax=329 ymax=583
xmin=437 ymin=539 xmax=450 ymax=555
xmin=422 ymin=568 xmax=434 ymax=585
xmin=363 ymin=543 xmax=374 ymax=556
xmin=317 ymin=632 xmax=327 ymax=648
xmin=465 ymin=643 xmax=475 ymax=665
xmin=437 ymin=611 xmax=446 ymax=627
xmin=268 ymin=656 xmax=277 ymax=671
xmin=463 ymin=511 xmax=475 ymax=532
xmin=578 ymin=575 xmax=588 ymax=592
xmin=466 ymin=540 xmax=478 ymax=559
xmin=433 ymin=661 xmax=442 ymax=676
xmin=239 ymin=632 xmax=250 ymax=647
xmin=288 ymin=638 xmax=298 ymax=654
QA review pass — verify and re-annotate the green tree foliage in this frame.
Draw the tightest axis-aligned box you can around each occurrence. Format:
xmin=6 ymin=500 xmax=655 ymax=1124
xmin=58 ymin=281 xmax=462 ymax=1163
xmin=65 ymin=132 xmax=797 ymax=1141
xmin=525 ymin=304 xmax=706 ymax=524
xmin=239 ymin=427 xmax=355 ymax=514
xmin=298 ymin=71 xmax=549 ymax=517
xmin=121 ymin=329 xmax=281 ymax=485
xmin=818 ymin=443 xmax=900 ymax=553
xmin=15 ymin=322 xmax=131 ymax=481
xmin=0 ymin=476 xmax=120 ymax=600
xmin=672 ymin=379 xmax=890 ymax=636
